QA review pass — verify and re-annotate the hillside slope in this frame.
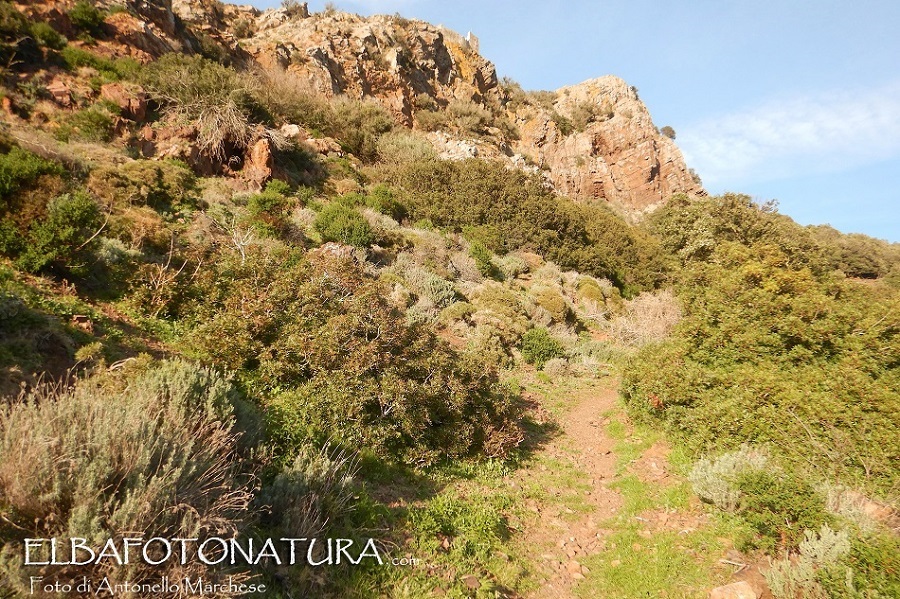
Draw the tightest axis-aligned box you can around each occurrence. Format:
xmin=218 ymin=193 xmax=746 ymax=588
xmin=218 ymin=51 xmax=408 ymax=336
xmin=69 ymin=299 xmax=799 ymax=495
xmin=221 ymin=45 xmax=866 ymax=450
xmin=15 ymin=0 xmax=702 ymax=215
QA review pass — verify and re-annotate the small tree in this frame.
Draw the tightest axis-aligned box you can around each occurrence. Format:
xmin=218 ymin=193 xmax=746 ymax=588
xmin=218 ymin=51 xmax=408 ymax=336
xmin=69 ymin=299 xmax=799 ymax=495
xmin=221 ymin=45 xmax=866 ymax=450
xmin=69 ymin=1 xmax=105 ymax=36
xmin=314 ymin=203 xmax=373 ymax=247
xmin=521 ymin=327 xmax=565 ymax=369
xmin=660 ymin=125 xmax=676 ymax=140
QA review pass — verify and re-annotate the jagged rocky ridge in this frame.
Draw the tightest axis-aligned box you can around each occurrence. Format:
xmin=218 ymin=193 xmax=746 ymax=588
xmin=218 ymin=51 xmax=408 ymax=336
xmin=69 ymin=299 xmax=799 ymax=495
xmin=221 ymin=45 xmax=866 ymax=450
xmin=16 ymin=0 xmax=703 ymax=216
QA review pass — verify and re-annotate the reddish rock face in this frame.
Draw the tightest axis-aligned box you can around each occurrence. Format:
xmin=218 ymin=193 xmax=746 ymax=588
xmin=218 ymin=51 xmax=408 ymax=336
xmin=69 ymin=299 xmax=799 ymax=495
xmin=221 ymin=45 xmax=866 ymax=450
xmin=100 ymin=83 xmax=149 ymax=122
xmin=514 ymin=77 xmax=704 ymax=217
xmin=13 ymin=1 xmax=703 ymax=215
xmin=243 ymin=138 xmax=274 ymax=188
xmin=242 ymin=10 xmax=501 ymax=125
xmin=46 ymin=79 xmax=73 ymax=107
xmin=238 ymin=10 xmax=701 ymax=216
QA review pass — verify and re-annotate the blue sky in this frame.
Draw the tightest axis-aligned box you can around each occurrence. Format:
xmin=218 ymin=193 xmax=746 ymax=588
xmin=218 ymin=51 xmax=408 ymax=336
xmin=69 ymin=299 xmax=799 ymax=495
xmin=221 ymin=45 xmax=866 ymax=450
xmin=250 ymin=1 xmax=900 ymax=242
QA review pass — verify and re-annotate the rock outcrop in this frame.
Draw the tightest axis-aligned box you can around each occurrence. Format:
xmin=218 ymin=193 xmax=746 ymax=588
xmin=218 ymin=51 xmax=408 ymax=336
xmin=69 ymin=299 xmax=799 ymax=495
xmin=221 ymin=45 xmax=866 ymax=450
xmin=514 ymin=77 xmax=703 ymax=216
xmin=14 ymin=0 xmax=703 ymax=215
xmin=233 ymin=7 xmax=702 ymax=214
xmin=241 ymin=10 xmax=499 ymax=123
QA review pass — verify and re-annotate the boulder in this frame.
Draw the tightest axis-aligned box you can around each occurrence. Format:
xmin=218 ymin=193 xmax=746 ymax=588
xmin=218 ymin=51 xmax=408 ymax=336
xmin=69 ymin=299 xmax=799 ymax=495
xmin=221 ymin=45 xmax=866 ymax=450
xmin=46 ymin=79 xmax=72 ymax=107
xmin=100 ymin=83 xmax=148 ymax=121
xmin=709 ymin=581 xmax=757 ymax=599
xmin=242 ymin=138 xmax=275 ymax=188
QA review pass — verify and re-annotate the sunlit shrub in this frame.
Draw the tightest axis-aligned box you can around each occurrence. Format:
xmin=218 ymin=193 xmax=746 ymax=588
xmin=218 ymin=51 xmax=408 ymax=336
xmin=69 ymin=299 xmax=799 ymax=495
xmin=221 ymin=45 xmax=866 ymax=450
xmin=689 ymin=446 xmax=770 ymax=512
xmin=70 ymin=1 xmax=105 ymax=36
xmin=520 ymin=327 xmax=565 ymax=369
xmin=88 ymin=159 xmax=197 ymax=213
xmin=314 ymin=202 xmax=373 ymax=247
xmin=188 ymin=250 xmax=522 ymax=466
xmin=0 ymin=146 xmax=64 ymax=204
xmin=13 ymin=191 xmax=101 ymax=275
xmin=0 ymin=360 xmax=253 ymax=594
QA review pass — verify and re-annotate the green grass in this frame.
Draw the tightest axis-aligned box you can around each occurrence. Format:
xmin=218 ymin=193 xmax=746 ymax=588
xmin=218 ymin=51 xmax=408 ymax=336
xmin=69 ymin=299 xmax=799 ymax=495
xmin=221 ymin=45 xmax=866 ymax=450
xmin=610 ymin=474 xmax=692 ymax=516
xmin=519 ymin=454 xmax=593 ymax=517
xmin=576 ymin=525 xmax=730 ymax=599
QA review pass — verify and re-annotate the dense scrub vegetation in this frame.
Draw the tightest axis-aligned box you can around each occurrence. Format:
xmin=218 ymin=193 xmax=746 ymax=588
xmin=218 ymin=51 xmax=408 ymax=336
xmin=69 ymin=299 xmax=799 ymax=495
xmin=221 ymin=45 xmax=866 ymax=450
xmin=624 ymin=194 xmax=900 ymax=496
xmin=385 ymin=157 xmax=668 ymax=294
xmin=186 ymin=248 xmax=522 ymax=467
xmin=0 ymin=360 xmax=254 ymax=593
xmin=623 ymin=195 xmax=900 ymax=594
xmin=1 ymin=3 xmax=898 ymax=593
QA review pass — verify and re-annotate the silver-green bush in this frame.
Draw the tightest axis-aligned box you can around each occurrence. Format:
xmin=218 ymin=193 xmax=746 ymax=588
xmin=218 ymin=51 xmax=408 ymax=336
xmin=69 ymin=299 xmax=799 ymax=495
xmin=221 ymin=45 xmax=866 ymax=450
xmin=688 ymin=445 xmax=769 ymax=511
xmin=0 ymin=359 xmax=252 ymax=593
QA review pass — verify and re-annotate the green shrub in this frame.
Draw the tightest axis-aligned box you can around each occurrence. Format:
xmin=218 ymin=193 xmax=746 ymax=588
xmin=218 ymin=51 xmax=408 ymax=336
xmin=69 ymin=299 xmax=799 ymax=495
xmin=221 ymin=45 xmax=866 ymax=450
xmin=439 ymin=301 xmax=475 ymax=325
xmin=87 ymin=159 xmax=197 ymax=213
xmin=734 ymin=469 xmax=831 ymax=551
xmin=387 ymin=158 xmax=667 ymax=291
xmin=376 ymin=130 xmax=437 ymax=165
xmin=808 ymin=224 xmax=900 ymax=279
xmin=469 ymin=241 xmax=499 ymax=279
xmin=363 ymin=184 xmax=406 ymax=221
xmin=232 ymin=17 xmax=255 ymax=38
xmin=521 ymin=327 xmax=565 ymax=369
xmin=470 ymin=283 xmax=530 ymax=347
xmin=569 ymin=101 xmax=601 ymax=130
xmin=56 ymin=104 xmax=117 ymax=142
xmin=496 ymin=253 xmax=529 ymax=279
xmin=260 ymin=445 xmax=357 ymax=537
xmin=252 ymin=68 xmax=332 ymax=133
xmin=247 ymin=182 xmax=294 ymax=237
xmin=817 ymin=532 xmax=900 ymax=597
xmin=334 ymin=186 xmax=406 ymax=223
xmin=649 ymin=193 xmax=827 ymax=273
xmin=621 ymin=238 xmax=900 ymax=495
xmin=391 ymin=257 xmax=458 ymax=308
xmin=0 ymin=1 xmax=39 ymax=65
xmin=256 ymin=445 xmax=359 ymax=594
xmin=0 ymin=360 xmax=253 ymax=594
xmin=0 ymin=146 xmax=64 ymax=205
xmin=328 ymin=97 xmax=394 ymax=161
xmin=414 ymin=107 xmax=450 ymax=132
xmin=14 ymin=191 xmax=101 ymax=274
xmin=314 ymin=202 xmax=373 ymax=247
xmin=531 ymin=284 xmax=571 ymax=322
xmin=69 ymin=1 xmax=105 ymax=36
xmin=447 ymin=99 xmax=493 ymax=136
xmin=60 ymin=45 xmax=137 ymax=80
xmin=29 ymin=21 xmax=66 ymax=50
xmin=188 ymin=250 xmax=523 ymax=466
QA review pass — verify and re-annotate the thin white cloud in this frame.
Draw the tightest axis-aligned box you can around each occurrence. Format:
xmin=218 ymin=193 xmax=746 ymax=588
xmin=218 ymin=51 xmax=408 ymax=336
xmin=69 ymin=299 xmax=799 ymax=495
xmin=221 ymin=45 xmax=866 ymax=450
xmin=679 ymin=81 xmax=900 ymax=188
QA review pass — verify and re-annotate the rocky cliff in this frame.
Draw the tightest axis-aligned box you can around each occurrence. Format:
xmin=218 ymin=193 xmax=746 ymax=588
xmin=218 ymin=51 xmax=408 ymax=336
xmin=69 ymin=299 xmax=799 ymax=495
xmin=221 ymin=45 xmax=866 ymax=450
xmin=514 ymin=77 xmax=703 ymax=216
xmin=14 ymin=0 xmax=703 ymax=215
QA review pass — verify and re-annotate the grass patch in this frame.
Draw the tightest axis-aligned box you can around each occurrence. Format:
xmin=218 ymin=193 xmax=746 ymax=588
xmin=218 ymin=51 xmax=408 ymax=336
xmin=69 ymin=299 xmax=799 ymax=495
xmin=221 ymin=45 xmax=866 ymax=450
xmin=577 ymin=525 xmax=729 ymax=599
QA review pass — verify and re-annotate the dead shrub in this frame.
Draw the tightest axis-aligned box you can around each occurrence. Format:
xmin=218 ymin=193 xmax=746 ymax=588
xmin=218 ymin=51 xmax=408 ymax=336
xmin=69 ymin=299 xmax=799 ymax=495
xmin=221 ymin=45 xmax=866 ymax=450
xmin=606 ymin=288 xmax=681 ymax=346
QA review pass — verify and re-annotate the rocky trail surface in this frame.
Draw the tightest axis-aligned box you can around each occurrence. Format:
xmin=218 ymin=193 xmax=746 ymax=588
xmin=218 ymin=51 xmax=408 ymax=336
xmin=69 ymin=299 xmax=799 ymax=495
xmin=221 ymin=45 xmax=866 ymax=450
xmin=517 ymin=382 xmax=624 ymax=598
xmin=504 ymin=377 xmax=765 ymax=599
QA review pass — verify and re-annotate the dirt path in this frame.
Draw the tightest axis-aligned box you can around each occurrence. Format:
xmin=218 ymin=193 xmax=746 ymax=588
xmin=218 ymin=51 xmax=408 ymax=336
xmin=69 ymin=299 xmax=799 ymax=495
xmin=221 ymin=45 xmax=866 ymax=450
xmin=501 ymin=377 xmax=757 ymax=599
xmin=515 ymin=382 xmax=626 ymax=599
